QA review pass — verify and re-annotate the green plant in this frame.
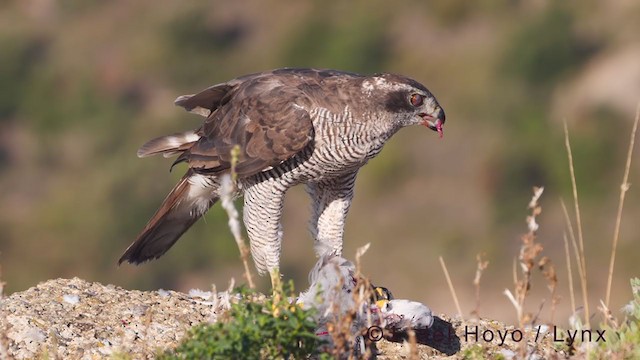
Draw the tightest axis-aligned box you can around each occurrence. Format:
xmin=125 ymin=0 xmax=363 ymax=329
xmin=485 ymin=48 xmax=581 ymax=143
xmin=158 ymin=282 xmax=329 ymax=360
xmin=461 ymin=344 xmax=489 ymax=360
xmin=590 ymin=278 xmax=640 ymax=358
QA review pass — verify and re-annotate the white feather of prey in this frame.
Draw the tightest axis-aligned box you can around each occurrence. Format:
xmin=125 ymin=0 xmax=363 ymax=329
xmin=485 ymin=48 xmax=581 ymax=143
xmin=298 ymin=253 xmax=434 ymax=356
xmin=219 ymin=174 xmax=241 ymax=240
xmin=380 ymin=299 xmax=434 ymax=331
xmin=298 ymin=255 xmax=357 ymax=318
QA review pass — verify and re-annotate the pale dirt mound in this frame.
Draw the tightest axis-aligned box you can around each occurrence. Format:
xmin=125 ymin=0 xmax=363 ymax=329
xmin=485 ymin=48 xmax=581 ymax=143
xmin=0 ymin=278 xmax=562 ymax=359
xmin=0 ymin=278 xmax=227 ymax=359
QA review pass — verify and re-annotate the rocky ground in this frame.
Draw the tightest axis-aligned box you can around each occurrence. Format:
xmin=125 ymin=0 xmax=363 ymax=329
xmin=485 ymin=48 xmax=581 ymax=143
xmin=0 ymin=278 xmax=565 ymax=359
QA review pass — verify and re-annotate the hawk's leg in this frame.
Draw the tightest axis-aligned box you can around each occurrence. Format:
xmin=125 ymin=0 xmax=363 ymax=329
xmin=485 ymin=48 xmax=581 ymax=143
xmin=306 ymin=172 xmax=358 ymax=257
xmin=242 ymin=178 xmax=288 ymax=284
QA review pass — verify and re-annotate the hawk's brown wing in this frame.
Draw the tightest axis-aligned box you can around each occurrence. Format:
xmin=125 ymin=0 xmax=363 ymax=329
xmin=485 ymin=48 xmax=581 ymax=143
xmin=173 ymin=77 xmax=314 ymax=177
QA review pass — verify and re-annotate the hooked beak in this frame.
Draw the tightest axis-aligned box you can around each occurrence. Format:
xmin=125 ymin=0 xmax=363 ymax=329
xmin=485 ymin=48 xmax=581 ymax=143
xmin=420 ymin=108 xmax=446 ymax=138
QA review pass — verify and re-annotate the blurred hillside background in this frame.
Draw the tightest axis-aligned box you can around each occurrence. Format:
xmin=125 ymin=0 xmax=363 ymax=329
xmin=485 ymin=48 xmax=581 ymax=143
xmin=1 ymin=0 xmax=639 ymax=325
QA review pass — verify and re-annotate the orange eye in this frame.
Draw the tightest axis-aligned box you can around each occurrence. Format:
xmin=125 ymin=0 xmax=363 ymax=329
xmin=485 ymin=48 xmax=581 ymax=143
xmin=410 ymin=93 xmax=424 ymax=107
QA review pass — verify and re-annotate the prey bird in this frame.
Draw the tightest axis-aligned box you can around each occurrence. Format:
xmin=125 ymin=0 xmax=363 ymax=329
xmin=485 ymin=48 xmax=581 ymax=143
xmin=118 ymin=68 xmax=445 ymax=288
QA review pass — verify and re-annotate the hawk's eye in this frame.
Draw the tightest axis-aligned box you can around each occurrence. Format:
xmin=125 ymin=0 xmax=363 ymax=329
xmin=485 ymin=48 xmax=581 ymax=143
xmin=410 ymin=93 xmax=424 ymax=107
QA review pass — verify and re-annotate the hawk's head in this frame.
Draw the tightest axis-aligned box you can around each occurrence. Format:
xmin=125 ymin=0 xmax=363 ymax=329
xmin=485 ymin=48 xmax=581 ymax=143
xmin=366 ymin=74 xmax=445 ymax=138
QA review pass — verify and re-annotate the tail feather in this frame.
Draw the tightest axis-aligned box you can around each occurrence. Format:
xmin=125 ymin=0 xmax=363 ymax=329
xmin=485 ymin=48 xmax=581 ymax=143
xmin=119 ymin=171 xmax=218 ymax=265
xmin=137 ymin=131 xmax=200 ymax=158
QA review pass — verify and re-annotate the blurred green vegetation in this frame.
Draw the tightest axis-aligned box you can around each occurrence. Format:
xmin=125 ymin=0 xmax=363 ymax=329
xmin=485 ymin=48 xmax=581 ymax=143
xmin=283 ymin=2 xmax=389 ymax=73
xmin=0 ymin=35 xmax=46 ymax=119
xmin=163 ymin=7 xmax=247 ymax=85
xmin=503 ymin=6 xmax=598 ymax=89
xmin=1 ymin=0 xmax=638 ymax=324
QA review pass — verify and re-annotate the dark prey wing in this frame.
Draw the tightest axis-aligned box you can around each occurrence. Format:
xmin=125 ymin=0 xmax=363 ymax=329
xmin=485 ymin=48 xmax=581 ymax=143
xmin=174 ymin=86 xmax=314 ymax=177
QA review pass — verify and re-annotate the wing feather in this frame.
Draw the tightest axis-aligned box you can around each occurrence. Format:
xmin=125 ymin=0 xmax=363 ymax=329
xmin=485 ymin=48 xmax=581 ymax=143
xmin=177 ymin=78 xmax=314 ymax=177
xmin=165 ymin=68 xmax=368 ymax=176
xmin=174 ymin=84 xmax=235 ymax=117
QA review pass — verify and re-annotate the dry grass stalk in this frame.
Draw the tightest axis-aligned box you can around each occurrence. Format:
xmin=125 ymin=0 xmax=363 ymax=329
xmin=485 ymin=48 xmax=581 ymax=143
xmin=563 ymin=233 xmax=577 ymax=316
xmin=503 ymin=289 xmax=521 ymax=323
xmin=598 ymin=299 xmax=619 ymax=330
xmin=472 ymin=253 xmax=489 ymax=318
xmin=605 ymin=102 xmax=639 ymax=308
xmin=512 ymin=258 xmax=518 ymax=289
xmin=354 ymin=243 xmax=371 ymax=279
xmin=563 ymin=121 xmax=590 ymax=329
xmin=538 ymin=256 xmax=558 ymax=324
xmin=219 ymin=145 xmax=255 ymax=289
xmin=326 ymin=272 xmax=351 ymax=358
xmin=219 ymin=174 xmax=255 ymax=289
xmin=514 ymin=186 xmax=545 ymax=328
xmin=439 ymin=256 xmax=463 ymax=320
xmin=407 ymin=329 xmax=418 ymax=360
xmin=504 ymin=186 xmax=558 ymax=357
xmin=323 ymin=244 xmax=376 ymax=358
xmin=560 ymin=199 xmax=589 ymax=328
xmin=506 ymin=259 xmax=523 ymax=323
xmin=328 ymin=270 xmax=368 ymax=359
xmin=353 ymin=243 xmax=375 ymax=359
xmin=530 ymin=298 xmax=546 ymax=325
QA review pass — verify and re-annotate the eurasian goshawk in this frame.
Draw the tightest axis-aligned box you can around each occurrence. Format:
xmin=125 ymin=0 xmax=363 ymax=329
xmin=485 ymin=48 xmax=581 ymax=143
xmin=118 ymin=68 xmax=445 ymax=287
